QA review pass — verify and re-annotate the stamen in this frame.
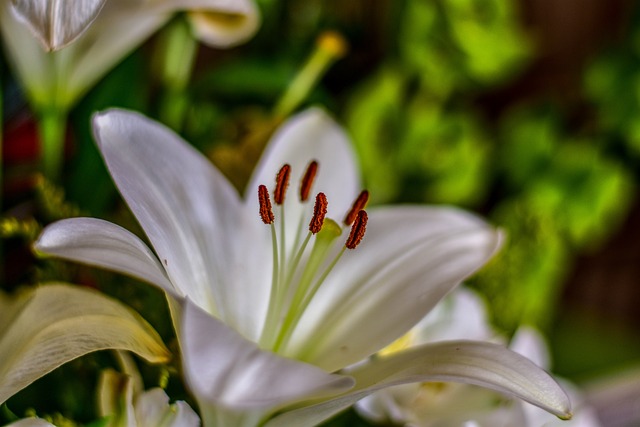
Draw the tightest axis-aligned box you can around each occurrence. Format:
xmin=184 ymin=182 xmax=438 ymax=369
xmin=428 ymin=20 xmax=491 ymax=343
xmin=258 ymin=185 xmax=274 ymax=224
xmin=344 ymin=190 xmax=369 ymax=225
xmin=299 ymin=160 xmax=319 ymax=202
xmin=272 ymin=219 xmax=343 ymax=352
xmin=346 ymin=210 xmax=368 ymax=249
xmin=274 ymin=164 xmax=291 ymax=205
xmin=308 ymin=192 xmax=328 ymax=234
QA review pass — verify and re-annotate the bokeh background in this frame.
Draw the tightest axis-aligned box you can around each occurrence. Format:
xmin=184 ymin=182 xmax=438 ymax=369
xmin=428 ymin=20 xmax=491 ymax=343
xmin=2 ymin=0 xmax=640 ymax=425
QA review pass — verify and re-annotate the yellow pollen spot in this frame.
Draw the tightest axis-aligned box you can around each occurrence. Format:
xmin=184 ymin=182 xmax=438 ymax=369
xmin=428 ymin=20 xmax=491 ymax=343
xmin=378 ymin=330 xmax=416 ymax=357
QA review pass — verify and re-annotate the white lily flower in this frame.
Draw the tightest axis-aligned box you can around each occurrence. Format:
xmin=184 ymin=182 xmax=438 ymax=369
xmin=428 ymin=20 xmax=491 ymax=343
xmin=511 ymin=328 xmax=602 ymax=427
xmin=98 ymin=369 xmax=200 ymax=427
xmin=0 ymin=283 xmax=170 ymax=406
xmin=357 ymin=293 xmax=599 ymax=427
xmin=9 ymin=0 xmax=107 ymax=51
xmin=0 ymin=0 xmax=259 ymax=108
xmin=35 ymin=108 xmax=571 ymax=426
xmin=356 ymin=288 xmax=518 ymax=426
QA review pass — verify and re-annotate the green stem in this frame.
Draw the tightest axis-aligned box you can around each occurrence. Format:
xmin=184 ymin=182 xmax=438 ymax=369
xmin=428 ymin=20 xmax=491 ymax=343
xmin=38 ymin=106 xmax=67 ymax=182
xmin=273 ymin=31 xmax=347 ymax=119
xmin=155 ymin=16 xmax=198 ymax=131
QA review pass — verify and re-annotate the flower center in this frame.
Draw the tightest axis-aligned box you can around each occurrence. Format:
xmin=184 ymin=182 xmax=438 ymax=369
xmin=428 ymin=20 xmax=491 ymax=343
xmin=256 ymin=161 xmax=369 ymax=352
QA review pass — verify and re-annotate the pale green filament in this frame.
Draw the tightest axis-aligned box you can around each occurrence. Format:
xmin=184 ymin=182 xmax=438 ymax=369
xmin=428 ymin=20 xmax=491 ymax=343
xmin=259 ymin=223 xmax=281 ymax=347
xmin=291 ymin=206 xmax=308 ymax=258
xmin=273 ymin=220 xmax=342 ymax=352
xmin=283 ymin=231 xmax=312 ymax=292
xmin=278 ymin=204 xmax=287 ymax=289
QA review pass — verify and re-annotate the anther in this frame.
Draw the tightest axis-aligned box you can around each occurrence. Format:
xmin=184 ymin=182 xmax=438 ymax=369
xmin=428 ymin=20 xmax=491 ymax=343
xmin=308 ymin=192 xmax=328 ymax=234
xmin=300 ymin=160 xmax=319 ymax=202
xmin=346 ymin=210 xmax=368 ymax=249
xmin=258 ymin=185 xmax=274 ymax=224
xmin=344 ymin=190 xmax=369 ymax=225
xmin=274 ymin=164 xmax=291 ymax=205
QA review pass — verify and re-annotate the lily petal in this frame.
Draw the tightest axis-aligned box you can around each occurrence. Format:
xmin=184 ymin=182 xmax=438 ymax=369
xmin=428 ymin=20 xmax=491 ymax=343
xmin=0 ymin=283 xmax=170 ymax=405
xmin=412 ymin=287 xmax=494 ymax=345
xmin=93 ymin=109 xmax=270 ymax=340
xmin=0 ymin=287 xmax=30 ymax=338
xmin=34 ymin=217 xmax=175 ymax=296
xmin=10 ymin=0 xmax=107 ymax=51
xmin=246 ymin=108 xmax=360 ymax=254
xmin=2 ymin=0 xmax=258 ymax=108
xmin=181 ymin=299 xmax=354 ymax=410
xmin=135 ymin=388 xmax=201 ymax=427
xmin=266 ymin=341 xmax=571 ymax=427
xmin=510 ymin=326 xmax=551 ymax=370
xmin=288 ymin=206 xmax=503 ymax=371
xmin=161 ymin=0 xmax=260 ymax=47
xmin=0 ymin=0 xmax=167 ymax=107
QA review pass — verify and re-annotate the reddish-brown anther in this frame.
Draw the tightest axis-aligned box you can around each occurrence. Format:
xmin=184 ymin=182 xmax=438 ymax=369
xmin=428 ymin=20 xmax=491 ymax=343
xmin=346 ymin=210 xmax=368 ymax=249
xmin=274 ymin=164 xmax=291 ymax=205
xmin=344 ymin=190 xmax=369 ymax=225
xmin=309 ymin=192 xmax=328 ymax=234
xmin=258 ymin=185 xmax=274 ymax=224
xmin=299 ymin=160 xmax=318 ymax=202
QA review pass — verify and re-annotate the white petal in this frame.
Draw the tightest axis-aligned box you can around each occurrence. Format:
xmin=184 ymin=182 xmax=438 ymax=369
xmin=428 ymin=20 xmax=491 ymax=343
xmin=93 ymin=109 xmax=270 ymax=341
xmin=2 ymin=0 xmax=257 ymax=108
xmin=188 ymin=9 xmax=260 ymax=48
xmin=524 ymin=379 xmax=602 ymax=427
xmin=266 ymin=341 xmax=571 ymax=427
xmin=0 ymin=2 xmax=60 ymax=106
xmin=10 ymin=0 xmax=106 ymax=51
xmin=246 ymin=108 xmax=361 ymax=255
xmin=174 ymin=0 xmax=260 ymax=47
xmin=135 ymin=388 xmax=201 ymax=427
xmin=34 ymin=217 xmax=175 ymax=296
xmin=288 ymin=206 xmax=503 ymax=371
xmin=0 ymin=284 xmax=170 ymax=405
xmin=357 ymin=381 xmax=525 ymax=427
xmin=354 ymin=385 xmax=416 ymax=425
xmin=510 ymin=326 xmax=551 ymax=370
xmin=180 ymin=299 xmax=353 ymax=410
xmin=0 ymin=0 xmax=167 ymax=107
xmin=163 ymin=401 xmax=202 ymax=427
xmin=412 ymin=287 xmax=494 ymax=344
xmin=134 ymin=388 xmax=170 ymax=426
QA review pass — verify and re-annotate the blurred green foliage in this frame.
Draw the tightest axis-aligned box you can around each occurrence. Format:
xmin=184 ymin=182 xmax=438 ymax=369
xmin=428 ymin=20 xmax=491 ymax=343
xmin=345 ymin=0 xmax=635 ymax=333
xmin=584 ymin=6 xmax=640 ymax=161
